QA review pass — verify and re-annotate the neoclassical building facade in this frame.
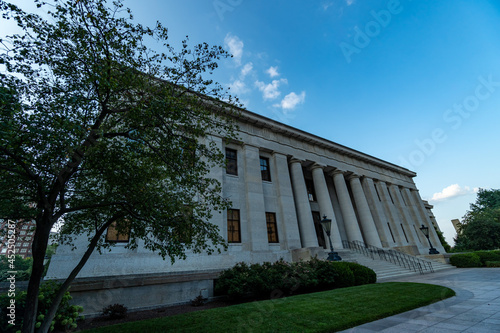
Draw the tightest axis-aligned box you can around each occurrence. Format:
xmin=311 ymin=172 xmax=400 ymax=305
xmin=46 ymin=107 xmax=444 ymax=312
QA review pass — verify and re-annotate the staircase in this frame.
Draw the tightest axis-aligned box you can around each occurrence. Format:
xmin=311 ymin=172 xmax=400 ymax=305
xmin=338 ymin=240 xmax=454 ymax=280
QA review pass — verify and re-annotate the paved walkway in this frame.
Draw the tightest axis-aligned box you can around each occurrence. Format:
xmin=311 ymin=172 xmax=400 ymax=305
xmin=340 ymin=268 xmax=500 ymax=333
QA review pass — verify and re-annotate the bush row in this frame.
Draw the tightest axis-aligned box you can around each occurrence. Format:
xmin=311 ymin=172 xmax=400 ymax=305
xmin=215 ymin=258 xmax=376 ymax=301
xmin=449 ymin=250 xmax=500 ymax=268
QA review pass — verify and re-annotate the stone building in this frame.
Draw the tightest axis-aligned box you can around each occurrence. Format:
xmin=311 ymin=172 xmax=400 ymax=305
xmin=46 ymin=107 xmax=445 ymax=313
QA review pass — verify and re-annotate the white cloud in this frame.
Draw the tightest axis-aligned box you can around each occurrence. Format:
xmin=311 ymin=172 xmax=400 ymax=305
xmin=224 ymin=33 xmax=244 ymax=65
xmin=266 ymin=66 xmax=279 ymax=78
xmin=274 ymin=91 xmax=306 ymax=111
xmin=255 ymin=78 xmax=287 ymax=100
xmin=322 ymin=2 xmax=334 ymax=11
xmin=431 ymin=184 xmax=479 ymax=202
xmin=240 ymin=62 xmax=253 ymax=77
xmin=229 ymin=79 xmax=247 ymax=95
xmin=345 ymin=0 xmax=355 ymax=6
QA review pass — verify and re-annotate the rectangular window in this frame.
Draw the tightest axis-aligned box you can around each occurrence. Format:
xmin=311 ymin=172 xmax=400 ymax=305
xmin=105 ymin=221 xmax=130 ymax=243
xmin=20 ymin=248 xmax=27 ymax=253
xmin=227 ymin=209 xmax=241 ymax=243
xmin=225 ymin=148 xmax=238 ymax=175
xmin=260 ymin=156 xmax=271 ymax=181
xmin=266 ymin=212 xmax=279 ymax=243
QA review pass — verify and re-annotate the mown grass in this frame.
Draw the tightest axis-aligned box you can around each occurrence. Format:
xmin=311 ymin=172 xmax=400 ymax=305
xmin=81 ymin=282 xmax=455 ymax=333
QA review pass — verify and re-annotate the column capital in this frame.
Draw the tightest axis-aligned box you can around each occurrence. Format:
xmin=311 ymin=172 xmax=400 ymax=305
xmin=288 ymin=157 xmax=303 ymax=165
xmin=330 ymin=168 xmax=345 ymax=176
xmin=347 ymin=173 xmax=361 ymax=181
xmin=309 ymin=163 xmax=325 ymax=171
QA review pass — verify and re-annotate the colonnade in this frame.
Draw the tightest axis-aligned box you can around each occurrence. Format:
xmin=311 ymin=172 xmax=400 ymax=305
xmin=288 ymin=159 xmax=444 ymax=255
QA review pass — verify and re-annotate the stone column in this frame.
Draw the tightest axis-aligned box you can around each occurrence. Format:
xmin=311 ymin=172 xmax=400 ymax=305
xmin=331 ymin=170 xmax=364 ymax=242
xmin=310 ymin=164 xmax=343 ymax=249
xmin=349 ymin=175 xmax=382 ymax=247
xmin=361 ymin=177 xmax=395 ymax=247
xmin=375 ymin=181 xmax=406 ymax=246
xmin=243 ymin=144 xmax=269 ymax=251
xmin=388 ymin=184 xmax=422 ymax=250
xmin=410 ymin=189 xmax=446 ymax=253
xmin=273 ymin=152 xmax=301 ymax=249
xmin=289 ymin=159 xmax=318 ymax=248
xmin=401 ymin=187 xmax=427 ymax=247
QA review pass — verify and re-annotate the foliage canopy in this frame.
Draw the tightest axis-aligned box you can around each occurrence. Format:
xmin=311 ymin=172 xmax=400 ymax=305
xmin=0 ymin=0 xmax=240 ymax=331
xmin=454 ymin=189 xmax=500 ymax=251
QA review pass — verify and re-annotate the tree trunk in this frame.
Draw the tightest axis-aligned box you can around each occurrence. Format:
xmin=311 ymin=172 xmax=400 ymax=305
xmin=38 ymin=218 xmax=117 ymax=333
xmin=22 ymin=218 xmax=52 ymax=333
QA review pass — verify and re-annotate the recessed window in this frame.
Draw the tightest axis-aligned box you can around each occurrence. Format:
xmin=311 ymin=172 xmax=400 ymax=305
xmin=260 ymin=156 xmax=271 ymax=181
xmin=105 ymin=221 xmax=130 ymax=243
xmin=225 ymin=148 xmax=238 ymax=175
xmin=266 ymin=212 xmax=279 ymax=243
xmin=227 ymin=209 xmax=241 ymax=243
xmin=305 ymin=178 xmax=316 ymax=202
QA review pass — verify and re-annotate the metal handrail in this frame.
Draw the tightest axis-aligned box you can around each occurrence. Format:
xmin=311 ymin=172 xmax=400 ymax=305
xmin=342 ymin=240 xmax=434 ymax=274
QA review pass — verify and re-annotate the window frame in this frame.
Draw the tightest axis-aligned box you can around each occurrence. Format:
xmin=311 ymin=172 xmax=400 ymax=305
xmin=105 ymin=221 xmax=130 ymax=243
xmin=260 ymin=156 xmax=271 ymax=181
xmin=227 ymin=209 xmax=241 ymax=243
xmin=265 ymin=212 xmax=279 ymax=243
xmin=225 ymin=148 xmax=238 ymax=176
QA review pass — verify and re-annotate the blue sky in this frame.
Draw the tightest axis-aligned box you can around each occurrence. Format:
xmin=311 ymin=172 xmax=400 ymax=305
xmin=3 ymin=0 xmax=500 ymax=246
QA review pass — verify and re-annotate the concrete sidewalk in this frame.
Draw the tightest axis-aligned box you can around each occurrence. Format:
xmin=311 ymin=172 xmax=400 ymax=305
xmin=340 ymin=268 xmax=500 ymax=333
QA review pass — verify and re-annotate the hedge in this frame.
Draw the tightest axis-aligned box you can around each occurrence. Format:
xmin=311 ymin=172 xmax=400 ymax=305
xmin=215 ymin=258 xmax=376 ymax=301
xmin=449 ymin=253 xmax=482 ymax=268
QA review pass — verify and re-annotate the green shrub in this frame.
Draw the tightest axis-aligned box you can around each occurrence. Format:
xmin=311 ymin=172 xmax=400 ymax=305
xmin=101 ymin=303 xmax=128 ymax=319
xmin=215 ymin=259 xmax=376 ymax=302
xmin=485 ymin=261 xmax=500 ymax=267
xmin=0 ymin=280 xmax=84 ymax=333
xmin=475 ymin=250 xmax=500 ymax=266
xmin=449 ymin=253 xmax=482 ymax=267
xmin=347 ymin=262 xmax=377 ymax=286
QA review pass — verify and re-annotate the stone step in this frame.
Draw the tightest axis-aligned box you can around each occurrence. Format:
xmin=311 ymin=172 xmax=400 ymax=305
xmin=334 ymin=249 xmax=455 ymax=280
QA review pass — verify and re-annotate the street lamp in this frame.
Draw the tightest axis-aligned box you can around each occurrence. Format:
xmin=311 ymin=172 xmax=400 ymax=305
xmin=419 ymin=224 xmax=439 ymax=254
xmin=320 ymin=215 xmax=342 ymax=261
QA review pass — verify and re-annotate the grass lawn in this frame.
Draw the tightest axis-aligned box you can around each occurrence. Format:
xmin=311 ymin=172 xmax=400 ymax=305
xmin=81 ymin=282 xmax=455 ymax=333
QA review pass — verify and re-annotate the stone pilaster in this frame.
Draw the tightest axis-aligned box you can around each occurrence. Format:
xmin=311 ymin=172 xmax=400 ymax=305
xmin=289 ymin=159 xmax=318 ymax=248
xmin=243 ymin=144 xmax=269 ymax=251
xmin=331 ymin=170 xmax=364 ymax=242
xmin=311 ymin=164 xmax=342 ymax=249
xmin=273 ymin=152 xmax=302 ymax=249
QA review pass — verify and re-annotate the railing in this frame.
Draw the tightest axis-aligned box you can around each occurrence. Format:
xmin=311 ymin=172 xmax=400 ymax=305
xmin=342 ymin=240 xmax=434 ymax=274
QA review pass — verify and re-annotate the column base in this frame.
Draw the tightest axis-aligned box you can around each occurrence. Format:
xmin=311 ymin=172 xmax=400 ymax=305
xmin=429 ymin=248 xmax=440 ymax=255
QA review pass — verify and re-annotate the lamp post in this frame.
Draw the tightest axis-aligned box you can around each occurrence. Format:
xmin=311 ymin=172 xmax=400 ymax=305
xmin=419 ymin=224 xmax=439 ymax=254
xmin=320 ymin=215 xmax=342 ymax=261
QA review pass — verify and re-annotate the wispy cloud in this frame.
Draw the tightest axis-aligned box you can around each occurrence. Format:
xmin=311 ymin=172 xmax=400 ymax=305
xmin=430 ymin=184 xmax=479 ymax=202
xmin=229 ymin=79 xmax=247 ymax=95
xmin=322 ymin=1 xmax=334 ymax=11
xmin=266 ymin=66 xmax=280 ymax=78
xmin=241 ymin=62 xmax=253 ymax=77
xmin=224 ymin=33 xmax=244 ymax=65
xmin=255 ymin=79 xmax=287 ymax=100
xmin=345 ymin=0 xmax=355 ymax=6
xmin=274 ymin=91 xmax=306 ymax=111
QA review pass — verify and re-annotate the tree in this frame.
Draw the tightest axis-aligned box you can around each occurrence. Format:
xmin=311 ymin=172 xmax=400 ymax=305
xmin=454 ymin=189 xmax=500 ymax=251
xmin=0 ymin=0 xmax=240 ymax=332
